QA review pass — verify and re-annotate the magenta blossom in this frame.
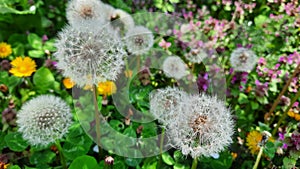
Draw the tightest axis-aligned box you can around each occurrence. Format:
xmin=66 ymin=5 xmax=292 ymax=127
xmin=159 ymin=39 xmax=171 ymax=50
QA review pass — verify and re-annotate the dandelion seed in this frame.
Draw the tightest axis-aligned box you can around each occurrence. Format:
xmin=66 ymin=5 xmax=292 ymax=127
xmin=17 ymin=95 xmax=72 ymax=146
xmin=229 ymin=47 xmax=257 ymax=72
xmin=124 ymin=26 xmax=154 ymax=55
xmin=167 ymin=94 xmax=234 ymax=158
xmin=162 ymin=56 xmax=188 ymax=80
xmin=66 ymin=0 xmax=107 ymax=26
xmin=54 ymin=23 xmax=126 ymax=87
xmin=149 ymin=87 xmax=188 ymax=126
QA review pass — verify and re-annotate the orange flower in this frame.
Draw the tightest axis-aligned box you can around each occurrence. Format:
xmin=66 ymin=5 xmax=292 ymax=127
xmin=0 ymin=42 xmax=12 ymax=58
xmin=63 ymin=78 xmax=75 ymax=89
xmin=97 ymin=81 xmax=117 ymax=96
xmin=9 ymin=57 xmax=36 ymax=77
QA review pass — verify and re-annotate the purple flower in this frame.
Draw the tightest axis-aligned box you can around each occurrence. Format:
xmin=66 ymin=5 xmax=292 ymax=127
xmin=291 ymin=132 xmax=300 ymax=150
xmin=197 ymin=72 xmax=210 ymax=92
xmin=255 ymin=80 xmax=268 ymax=97
xmin=280 ymin=96 xmax=291 ymax=106
xmin=42 ymin=35 xmax=48 ymax=43
xmin=279 ymin=132 xmax=285 ymax=141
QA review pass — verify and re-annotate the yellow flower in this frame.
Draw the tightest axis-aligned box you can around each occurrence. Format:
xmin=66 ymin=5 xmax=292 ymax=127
xmin=97 ymin=81 xmax=117 ymax=96
xmin=0 ymin=162 xmax=9 ymax=169
xmin=63 ymin=78 xmax=75 ymax=89
xmin=0 ymin=42 xmax=12 ymax=58
xmin=9 ymin=57 xmax=37 ymax=77
xmin=246 ymin=130 xmax=262 ymax=154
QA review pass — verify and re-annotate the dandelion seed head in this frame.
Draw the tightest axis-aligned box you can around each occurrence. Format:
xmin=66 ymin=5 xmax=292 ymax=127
xmin=162 ymin=56 xmax=188 ymax=80
xmin=54 ymin=23 xmax=126 ymax=87
xmin=66 ymin=0 xmax=107 ymax=26
xmin=124 ymin=26 xmax=154 ymax=55
xmin=149 ymin=87 xmax=188 ymax=126
xmin=17 ymin=95 xmax=72 ymax=146
xmin=230 ymin=47 xmax=257 ymax=72
xmin=110 ymin=9 xmax=135 ymax=31
xmin=185 ymin=48 xmax=208 ymax=63
xmin=167 ymin=94 xmax=234 ymax=158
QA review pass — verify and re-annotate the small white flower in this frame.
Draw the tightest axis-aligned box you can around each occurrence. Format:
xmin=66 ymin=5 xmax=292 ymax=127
xmin=167 ymin=94 xmax=234 ymax=158
xmin=184 ymin=48 xmax=208 ymax=63
xmin=149 ymin=87 xmax=188 ymax=126
xmin=229 ymin=47 xmax=257 ymax=72
xmin=17 ymin=95 xmax=72 ymax=146
xmin=162 ymin=56 xmax=188 ymax=80
xmin=66 ymin=0 xmax=107 ymax=26
xmin=124 ymin=26 xmax=154 ymax=55
xmin=54 ymin=22 xmax=126 ymax=87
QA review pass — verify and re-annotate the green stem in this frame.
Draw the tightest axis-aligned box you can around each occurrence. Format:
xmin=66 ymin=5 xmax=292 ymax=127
xmin=191 ymin=157 xmax=198 ymax=169
xmin=266 ymin=63 xmax=300 ymax=123
xmin=226 ymin=71 xmax=235 ymax=87
xmin=253 ymin=146 xmax=264 ymax=169
xmin=93 ymin=85 xmax=103 ymax=160
xmin=158 ymin=128 xmax=165 ymax=168
xmin=272 ymin=89 xmax=300 ymax=135
xmin=55 ymin=141 xmax=67 ymax=169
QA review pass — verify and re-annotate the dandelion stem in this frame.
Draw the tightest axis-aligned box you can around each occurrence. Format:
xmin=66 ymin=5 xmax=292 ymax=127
xmin=266 ymin=63 xmax=300 ymax=123
xmin=158 ymin=128 xmax=165 ymax=168
xmin=191 ymin=157 xmax=198 ymax=169
xmin=55 ymin=141 xmax=67 ymax=169
xmin=93 ymin=84 xmax=103 ymax=159
xmin=253 ymin=146 xmax=263 ymax=169
xmin=272 ymin=89 xmax=300 ymax=136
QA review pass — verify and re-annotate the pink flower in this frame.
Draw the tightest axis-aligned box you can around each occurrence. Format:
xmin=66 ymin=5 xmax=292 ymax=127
xmin=159 ymin=39 xmax=171 ymax=50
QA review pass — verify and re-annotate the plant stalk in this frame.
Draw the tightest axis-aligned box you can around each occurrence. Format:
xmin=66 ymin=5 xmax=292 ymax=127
xmin=93 ymin=85 xmax=103 ymax=159
xmin=266 ymin=63 xmax=300 ymax=123
xmin=253 ymin=146 xmax=264 ymax=169
xmin=55 ymin=141 xmax=67 ymax=169
xmin=158 ymin=128 xmax=165 ymax=168
xmin=191 ymin=157 xmax=198 ymax=169
xmin=272 ymin=89 xmax=300 ymax=135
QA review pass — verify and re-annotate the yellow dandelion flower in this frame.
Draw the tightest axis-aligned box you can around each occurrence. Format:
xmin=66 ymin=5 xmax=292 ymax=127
xmin=0 ymin=42 xmax=12 ymax=58
xmin=63 ymin=78 xmax=75 ymax=89
xmin=9 ymin=57 xmax=37 ymax=77
xmin=246 ymin=130 xmax=262 ymax=154
xmin=0 ymin=162 xmax=9 ymax=169
xmin=97 ymin=81 xmax=117 ymax=96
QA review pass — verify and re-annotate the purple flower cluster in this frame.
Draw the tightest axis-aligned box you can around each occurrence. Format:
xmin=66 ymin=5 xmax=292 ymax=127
xmin=255 ymin=80 xmax=268 ymax=97
xmin=197 ymin=72 xmax=209 ymax=93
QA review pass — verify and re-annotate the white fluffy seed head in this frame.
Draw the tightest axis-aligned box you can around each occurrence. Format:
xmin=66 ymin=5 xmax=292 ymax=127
xmin=229 ymin=47 xmax=257 ymax=72
xmin=110 ymin=9 xmax=135 ymax=31
xmin=149 ymin=87 xmax=188 ymax=126
xmin=162 ymin=56 xmax=188 ymax=80
xmin=167 ymin=94 xmax=234 ymax=158
xmin=184 ymin=48 xmax=208 ymax=63
xmin=54 ymin=22 xmax=126 ymax=87
xmin=66 ymin=0 xmax=108 ymax=26
xmin=17 ymin=95 xmax=72 ymax=146
xmin=124 ymin=26 xmax=154 ymax=55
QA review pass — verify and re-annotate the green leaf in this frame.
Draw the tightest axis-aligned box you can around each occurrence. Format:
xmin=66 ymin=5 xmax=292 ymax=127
xmin=28 ymin=50 xmax=44 ymax=58
xmin=238 ymin=93 xmax=248 ymax=104
xmin=283 ymin=157 xmax=296 ymax=169
xmin=264 ymin=142 xmax=276 ymax=159
xmin=0 ymin=4 xmax=36 ymax=14
xmin=28 ymin=33 xmax=42 ymax=49
xmin=29 ymin=150 xmax=56 ymax=165
xmin=162 ymin=152 xmax=175 ymax=165
xmin=269 ymin=81 xmax=278 ymax=93
xmin=69 ymin=155 xmax=98 ymax=169
xmin=254 ymin=15 xmax=268 ymax=27
xmin=174 ymin=163 xmax=189 ymax=169
xmin=125 ymin=158 xmax=142 ymax=167
xmin=4 ymin=132 xmax=28 ymax=152
xmin=8 ymin=165 xmax=21 ymax=169
xmin=170 ymin=0 xmax=179 ymax=3
xmin=33 ymin=67 xmax=55 ymax=93
xmin=0 ymin=132 xmax=6 ymax=150
xmin=123 ymin=127 xmax=137 ymax=138
xmin=250 ymin=101 xmax=259 ymax=110
xmin=63 ymin=139 xmax=92 ymax=160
